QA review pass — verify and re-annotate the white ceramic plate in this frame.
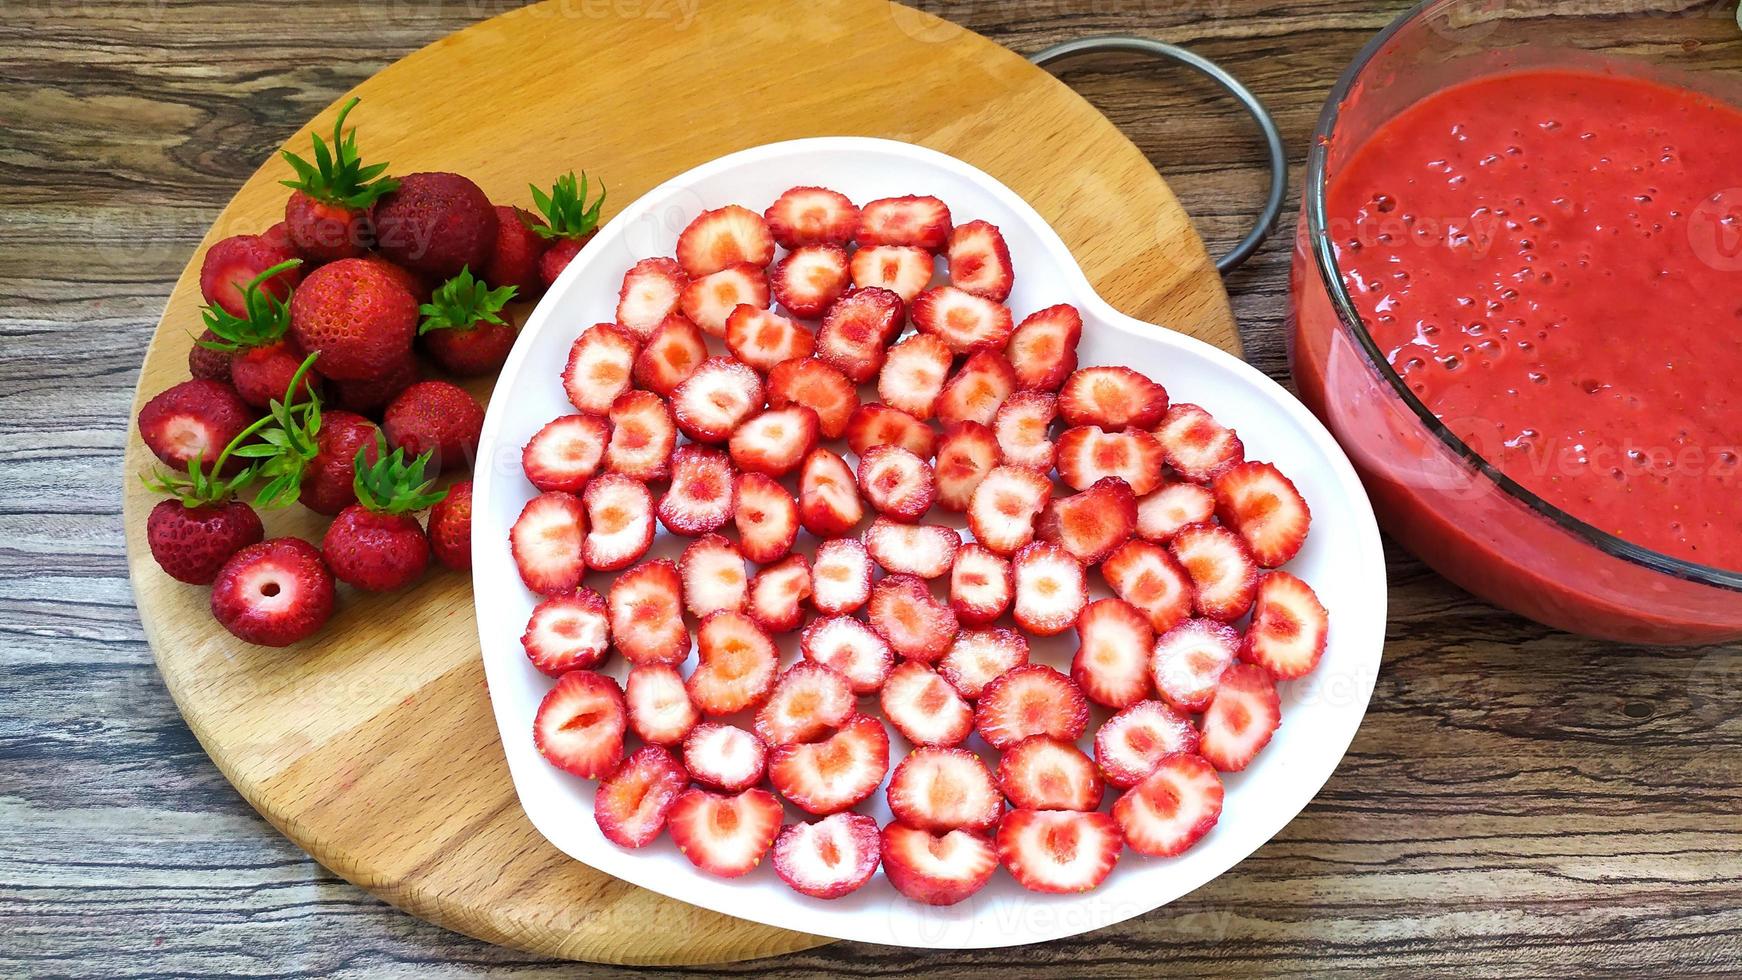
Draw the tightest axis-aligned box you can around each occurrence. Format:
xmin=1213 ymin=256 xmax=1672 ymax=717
xmin=471 ymin=137 xmax=1387 ymax=950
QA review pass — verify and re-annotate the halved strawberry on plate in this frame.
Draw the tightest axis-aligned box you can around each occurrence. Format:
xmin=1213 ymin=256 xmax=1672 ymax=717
xmin=880 ymin=659 xmax=973 ymax=747
xmin=681 ymin=263 xmax=770 ymax=337
xmin=747 ymin=553 xmax=811 ymax=633
xmin=1093 ymin=699 xmax=1200 ymax=788
xmin=974 ymin=663 xmax=1088 ymax=751
xmin=912 ymin=285 xmax=1013 ymax=355
xmin=725 ymin=305 xmax=814 ymax=373
xmin=885 ymin=745 xmax=1001 ymax=832
xmin=1012 ymin=541 xmax=1088 ymax=637
xmin=856 ymin=445 xmax=936 ymax=522
xmin=605 ymin=389 xmax=677 ymax=482
xmin=1155 ymin=402 xmax=1244 ymax=483
xmin=521 ymin=589 xmax=611 ymax=676
xmin=625 ymin=663 xmax=698 ymax=746
xmin=1055 ymin=425 xmax=1165 ymax=495
xmin=773 ymin=812 xmax=882 ymax=900
xmin=937 ymin=627 xmax=1028 ymax=700
xmin=947 ymin=543 xmax=1013 ymax=626
xmin=594 ymin=744 xmax=687 ymax=848
xmin=522 ymin=414 xmax=608 ymax=494
xmin=857 ymin=194 xmax=951 ymax=250
xmin=686 ymin=610 xmax=779 ymax=716
xmin=878 ymin=332 xmax=954 ymax=420
xmin=934 ymin=350 xmax=1016 ymax=428
xmin=666 ymin=787 xmax=783 ymax=879
xmin=850 ymin=244 xmax=934 ymax=303
xmin=1070 ymin=596 xmax=1155 ymax=709
xmin=1113 ymin=752 xmax=1224 ymax=857
xmin=799 ymin=448 xmax=864 ymax=537
xmin=1213 ymin=461 xmax=1312 ymax=569
xmin=800 ymin=615 xmax=894 ymax=695
xmin=1058 ymin=365 xmax=1169 ymax=431
xmin=658 ymin=445 xmax=736 ymax=537
xmin=1149 ymin=618 xmax=1240 ymax=714
xmin=754 ymin=660 xmax=855 ymax=746
xmin=729 ymin=406 xmax=819 ymax=479
xmin=1101 ymin=538 xmax=1193 ymax=634
xmin=683 ymin=721 xmax=768 ymax=792
xmin=562 ymin=323 xmax=639 ymax=417
xmin=764 ymin=186 xmax=859 ymax=249
xmin=816 ymin=286 xmax=902 ymax=384
xmin=733 ymin=471 xmax=800 ymax=564
xmin=811 ymin=537 xmax=874 ymax=615
xmin=767 ymin=357 xmax=859 ymax=440
xmin=608 ymin=559 xmax=688 ymax=666
xmin=532 ymin=669 xmax=625 ymax=779
xmin=880 ymin=823 xmax=998 ymax=906
xmin=1242 ymin=571 xmax=1329 ymax=679
xmin=867 ymin=574 xmax=959 ymax=663
xmin=581 ymin=473 xmax=655 ymax=572
xmin=935 ymin=421 xmax=1000 ymax=512
xmin=769 ymin=714 xmax=890 ymax=815
xmin=671 ymin=356 xmax=764 ymax=444
xmin=945 ymin=219 xmax=1013 ymax=302
xmin=993 ymin=389 xmax=1058 ymax=472
xmin=997 ymin=809 xmax=1120 ymax=894
xmin=1170 ymin=522 xmax=1260 ymax=621
xmin=632 ymin=313 xmax=708 ymax=396
xmin=1037 ymin=476 xmax=1138 ymax=566
xmin=845 ymin=403 xmax=936 ymax=461
xmin=679 ymin=534 xmax=748 ymax=618
xmin=1005 ymin=303 xmax=1081 ymax=392
xmin=966 ymin=464 xmax=1052 ymax=557
xmin=1135 ymin=482 xmax=1217 ymax=544
xmin=676 ymin=204 xmax=775 ymax=278
xmin=864 ymin=518 xmax=960 ymax=579
xmin=998 ymin=735 xmax=1104 ymax=812
xmin=614 ymin=257 xmax=687 ymax=341
xmin=1198 ymin=663 xmax=1282 ymax=772
xmin=510 ymin=491 xmax=586 ymax=596
xmin=770 ymin=244 xmax=851 ymax=319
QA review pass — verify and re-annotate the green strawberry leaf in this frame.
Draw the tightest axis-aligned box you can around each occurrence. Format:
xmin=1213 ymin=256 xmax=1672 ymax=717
xmin=419 ymin=266 xmax=518 ymax=335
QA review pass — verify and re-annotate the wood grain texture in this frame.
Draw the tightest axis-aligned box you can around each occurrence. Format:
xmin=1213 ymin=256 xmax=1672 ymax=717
xmin=5 ymin=0 xmax=1742 ymax=975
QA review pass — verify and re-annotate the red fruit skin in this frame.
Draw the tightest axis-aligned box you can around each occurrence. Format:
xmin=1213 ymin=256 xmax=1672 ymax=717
xmin=482 ymin=204 xmax=549 ymax=294
xmin=538 ymin=236 xmax=589 ymax=289
xmin=329 ymin=355 xmax=419 ymax=418
xmin=198 ymin=233 xmax=303 ymax=318
xmin=261 ymin=221 xmax=298 ymax=254
xmin=284 ymin=189 xmax=371 ymax=262
xmin=321 ymin=506 xmax=431 ymax=591
xmin=356 ymin=255 xmax=434 ymax=304
xmin=188 ymin=329 xmax=233 ymax=384
xmin=230 ymin=339 xmax=322 ymax=409
xmin=300 ymin=411 xmax=381 ymax=516
xmin=421 ymin=319 xmax=516 ymax=376
xmin=428 ymin=480 xmax=472 ymax=570
xmin=210 ymin=537 xmax=336 ymax=647
xmin=288 ymin=258 xmax=419 ymax=381
xmin=370 ymin=172 xmax=499 ymax=279
xmin=147 ymin=498 xmax=264 ymax=585
xmin=137 ymin=379 xmax=253 ymax=474
xmin=382 ymin=380 xmax=484 ymax=474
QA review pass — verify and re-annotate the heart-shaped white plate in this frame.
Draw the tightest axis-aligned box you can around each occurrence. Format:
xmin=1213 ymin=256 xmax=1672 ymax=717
xmin=471 ymin=137 xmax=1386 ymax=950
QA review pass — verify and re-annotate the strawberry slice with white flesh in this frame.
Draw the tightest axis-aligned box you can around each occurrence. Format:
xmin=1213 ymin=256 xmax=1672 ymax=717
xmin=943 ymin=220 xmax=1013 ymax=301
xmin=1114 ymin=752 xmax=1224 ymax=857
xmin=532 ymin=669 xmax=625 ymax=779
xmin=522 ymin=414 xmax=609 ymax=493
xmin=935 ymin=421 xmax=1000 ymax=512
xmin=581 ymin=473 xmax=655 ymax=571
xmin=773 ymin=812 xmax=881 ymax=900
xmin=1058 ymin=366 xmax=1169 ymax=431
xmin=1242 ymin=570 xmax=1329 ymax=679
xmin=966 ymin=464 xmax=1052 ymax=557
xmin=1101 ymin=538 xmax=1194 ymax=634
xmin=868 ymin=574 xmax=959 ymax=663
xmin=1012 ymin=541 xmax=1087 ymax=637
xmin=1070 ymin=597 xmax=1155 ymax=709
xmin=683 ymin=722 xmax=769 ymax=792
xmin=671 ymin=356 xmax=764 ymax=444
xmin=885 ymin=745 xmax=1000 ymax=832
xmin=934 ymin=350 xmax=1016 ymax=427
xmin=681 ymin=263 xmax=770 ymax=337
xmin=845 ymin=403 xmax=936 ymax=460
xmin=594 ymin=744 xmax=687 ymax=848
xmin=1171 ymin=522 xmax=1260 ymax=621
xmin=799 ymin=448 xmax=864 ymax=537
xmin=974 ymin=663 xmax=1088 ymax=751
xmin=997 ymin=809 xmax=1120 ymax=894
xmin=1213 ymin=461 xmax=1312 ymax=568
xmin=733 ymin=472 xmax=800 ymax=564
xmin=880 ymin=660 xmax=973 ymax=747
xmin=768 ymin=357 xmax=859 ymax=439
xmin=676 ymin=204 xmax=775 ymax=278
xmin=864 ymin=518 xmax=960 ymax=579
xmin=947 ymin=543 xmax=1013 ymax=627
xmin=632 ymin=313 xmax=708 ymax=396
xmin=1037 ymin=476 xmax=1138 ymax=565
xmin=880 ymin=823 xmax=998 ymax=906
xmin=625 ymin=663 xmax=698 ymax=745
xmin=562 ymin=323 xmax=638 ymax=416
xmin=810 ymin=537 xmax=873 ymax=615
xmin=998 ymin=735 xmax=1104 ymax=812
xmin=993 ymin=389 xmax=1058 ymax=471
xmin=801 ymin=615 xmax=894 ymax=695
xmin=754 ymin=660 xmax=855 ymax=746
xmin=658 ymin=445 xmax=736 ymax=537
xmin=747 ymin=553 xmax=811 ymax=633
xmin=606 ymin=389 xmax=677 ymax=482
xmin=855 ymin=445 xmax=936 ymax=522
xmin=522 ymin=590 xmax=611 ymax=676
xmin=1093 ymin=699 xmax=1200 ymax=788
xmin=1005 ymin=304 xmax=1082 ymax=392
xmin=816 ymin=286 xmax=902 ymax=383
xmin=1055 ymin=425 xmax=1165 ymax=495
xmin=765 ymin=186 xmax=860 ymax=248
xmin=770 ymin=244 xmax=851 ymax=318
xmin=911 ymin=285 xmax=1014 ymax=355
xmin=769 ymin=714 xmax=890 ymax=815
xmin=686 ymin=610 xmax=778 ymax=716
xmin=730 ymin=406 xmax=819 ymax=478
xmin=1149 ymin=617 xmax=1241 ymax=713
xmin=877 ymin=332 xmax=953 ymax=420
xmin=608 ymin=559 xmax=689 ymax=666
xmin=510 ymin=491 xmax=586 ymax=596
xmin=937 ymin=627 xmax=1029 ymax=700
xmin=726 ymin=305 xmax=815 ymax=373
xmin=1136 ymin=482 xmax=1217 ymax=543
xmin=615 ymin=257 xmax=688 ymax=341
xmin=666 ymin=787 xmax=783 ymax=879
xmin=857 ymin=195 xmax=951 ymax=250
xmin=1156 ymin=402 xmax=1245 ymax=483
xmin=679 ymin=534 xmax=748 ymax=618
xmin=850 ymin=244 xmax=935 ymax=302
xmin=1198 ymin=663 xmax=1281 ymax=772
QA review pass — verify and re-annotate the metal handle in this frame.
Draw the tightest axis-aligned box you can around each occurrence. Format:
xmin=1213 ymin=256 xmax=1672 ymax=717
xmin=1029 ymin=35 xmax=1288 ymax=274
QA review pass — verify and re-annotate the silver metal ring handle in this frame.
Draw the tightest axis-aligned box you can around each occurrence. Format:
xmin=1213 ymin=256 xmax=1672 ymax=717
xmin=1029 ymin=36 xmax=1288 ymax=275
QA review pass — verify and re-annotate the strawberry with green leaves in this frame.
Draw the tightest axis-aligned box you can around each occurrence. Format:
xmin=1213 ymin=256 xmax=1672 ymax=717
xmin=529 ymin=171 xmax=606 ymax=289
xmin=197 ymin=259 xmax=321 ymax=409
xmin=279 ymin=97 xmax=398 ymax=262
xmin=321 ymin=434 xmax=448 ymax=591
xmin=142 ymin=452 xmax=264 ymax=586
xmin=418 ymin=266 xmax=517 ymax=376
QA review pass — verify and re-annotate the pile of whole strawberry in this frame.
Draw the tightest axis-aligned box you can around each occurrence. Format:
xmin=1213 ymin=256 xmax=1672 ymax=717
xmin=514 ymin=185 xmax=1330 ymax=903
xmin=136 ymin=98 xmax=606 ymax=647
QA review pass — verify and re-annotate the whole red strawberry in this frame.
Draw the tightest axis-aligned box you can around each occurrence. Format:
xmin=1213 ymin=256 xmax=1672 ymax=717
xmin=428 ymin=479 xmax=472 ymax=570
xmin=231 ymin=340 xmax=321 ymax=409
xmin=211 ymin=537 xmax=336 ymax=646
xmin=138 ymin=378 xmax=252 ymax=473
xmin=383 ymin=380 xmax=483 ymax=474
xmin=418 ymin=266 xmax=517 ymax=376
xmin=329 ymin=355 xmax=419 ymax=417
xmin=279 ymin=97 xmax=398 ymax=262
xmin=195 ymin=257 xmax=323 ymax=409
xmin=262 ymin=221 xmax=298 ymax=255
xmin=321 ymin=435 xmax=446 ymax=591
xmin=288 ymin=256 xmax=418 ymax=381
xmin=147 ymin=498 xmax=264 ymax=584
xmin=188 ymin=329 xmax=232 ymax=384
xmin=482 ymin=205 xmax=547 ymax=294
xmin=300 ymin=410 xmax=380 ymax=515
xmin=199 ymin=234 xmax=302 ymax=318
xmin=528 ymin=171 xmax=606 ymax=288
xmin=371 ymin=172 xmax=498 ymax=280
xmin=539 ymin=238 xmax=585 ymax=289
xmin=357 ymin=255 xmax=432 ymax=304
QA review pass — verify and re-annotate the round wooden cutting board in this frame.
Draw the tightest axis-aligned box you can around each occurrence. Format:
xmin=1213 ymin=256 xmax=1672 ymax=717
xmin=121 ymin=0 xmax=1238 ymax=965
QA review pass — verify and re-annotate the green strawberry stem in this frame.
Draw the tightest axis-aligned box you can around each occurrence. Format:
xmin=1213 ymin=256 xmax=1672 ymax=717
xmin=352 ymin=432 xmax=448 ymax=514
xmin=278 ymin=97 xmax=400 ymax=209
xmin=528 ymin=171 xmax=606 ymax=241
xmin=419 ymin=266 xmax=517 ymax=335
xmin=198 ymin=258 xmax=304 ymax=352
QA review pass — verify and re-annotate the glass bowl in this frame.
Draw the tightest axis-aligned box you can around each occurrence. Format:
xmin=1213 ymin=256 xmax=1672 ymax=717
xmin=1289 ymin=0 xmax=1742 ymax=644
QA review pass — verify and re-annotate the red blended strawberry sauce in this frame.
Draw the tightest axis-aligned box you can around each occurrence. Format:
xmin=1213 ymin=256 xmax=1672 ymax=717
xmin=1325 ymin=68 xmax=1742 ymax=572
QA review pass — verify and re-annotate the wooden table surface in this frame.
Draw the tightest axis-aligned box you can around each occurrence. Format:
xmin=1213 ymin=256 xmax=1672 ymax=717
xmin=5 ymin=0 xmax=1740 ymax=975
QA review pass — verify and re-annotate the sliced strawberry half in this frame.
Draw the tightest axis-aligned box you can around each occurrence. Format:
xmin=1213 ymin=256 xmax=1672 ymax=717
xmin=532 ymin=669 xmax=625 ymax=779
xmin=974 ymin=663 xmax=1088 ymax=751
xmin=671 ymin=356 xmax=765 ymax=444
xmin=725 ymin=305 xmax=815 ymax=373
xmin=877 ymin=332 xmax=953 ymax=420
xmin=773 ymin=812 xmax=881 ymax=900
xmin=521 ymin=589 xmax=610 ymax=676
xmin=562 ymin=323 xmax=638 ymax=416
xmin=733 ymin=471 xmax=800 ymax=564
xmin=580 ymin=473 xmax=654 ymax=571
xmin=947 ymin=544 xmax=1013 ymax=627
xmin=934 ymin=421 xmax=1000 ymax=512
xmin=997 ymin=809 xmax=1120 ymax=894
xmin=1171 ymin=522 xmax=1260 ymax=620
xmin=855 ymin=445 xmax=936 ymax=522
xmin=966 ymin=464 xmax=1052 ymax=557
xmin=510 ymin=491 xmax=586 ymax=596
xmin=615 ymin=257 xmax=688 ymax=341
xmin=676 ymin=204 xmax=775 ymax=278
xmin=800 ymin=615 xmax=894 ymax=695
xmin=937 ymin=627 xmax=1028 ymax=699
xmin=885 ymin=745 xmax=1000 ymax=831
xmin=679 ymin=534 xmax=749 ymax=618
xmin=1012 ymin=541 xmax=1088 ymax=637
xmin=681 ymin=263 xmax=770 ymax=337
xmin=608 ymin=559 xmax=689 ymax=665
xmin=625 ymin=663 xmax=698 ymax=745
xmin=687 ymin=610 xmax=778 ymax=716
xmin=595 ymin=744 xmax=686 ymax=848
xmin=1094 ymin=699 xmax=1201 ymax=789
xmin=729 ymin=406 xmax=819 ymax=479
xmin=683 ymin=721 xmax=769 ymax=792
xmin=993 ymin=389 xmax=1058 ymax=471
xmin=850 ymin=244 xmax=934 ymax=302
xmin=666 ymin=787 xmax=783 ymax=878
xmin=799 ymin=448 xmax=864 ymax=536
xmin=945 ymin=219 xmax=1013 ymax=301
xmin=1058 ymin=366 xmax=1168 ymax=431
xmin=864 ymin=518 xmax=960 ymax=579
xmin=1199 ymin=663 xmax=1281 ymax=771
xmin=1101 ymin=539 xmax=1194 ymax=634
xmin=605 ymin=389 xmax=677 ymax=482
xmin=522 ymin=414 xmax=609 ymax=494
xmin=880 ymin=823 xmax=997 ymax=906
xmin=911 ymin=285 xmax=1014 ymax=355
xmin=810 ymin=537 xmax=873 ymax=615
xmin=1114 ymin=752 xmax=1224 ymax=857
xmin=1149 ymin=617 xmax=1241 ymax=713
xmin=632 ymin=313 xmax=708 ymax=396
xmin=1136 ymin=482 xmax=1217 ymax=543
xmin=765 ymin=186 xmax=860 ymax=249
xmin=880 ymin=659 xmax=973 ymax=747
xmin=1005 ymin=304 xmax=1082 ymax=392
xmin=1037 ymin=476 xmax=1139 ymax=565
xmin=769 ymin=244 xmax=851 ymax=318
xmin=754 ymin=660 xmax=855 ymax=746
xmin=999 ymin=735 xmax=1104 ymax=812
xmin=857 ymin=195 xmax=951 ymax=250
xmin=1156 ymin=402 xmax=1245 ymax=483
xmin=769 ymin=714 xmax=890 ymax=815
xmin=816 ymin=286 xmax=902 ymax=383
xmin=767 ymin=357 xmax=859 ymax=439
xmin=747 ymin=553 xmax=811 ymax=633
xmin=658 ymin=445 xmax=736 ymax=536
xmin=1070 ymin=597 xmax=1155 ymax=709
xmin=934 ymin=349 xmax=1016 ymax=427
xmin=1214 ymin=461 xmax=1311 ymax=568
xmin=1055 ymin=425 xmax=1165 ymax=495
xmin=845 ymin=403 xmax=936 ymax=460
xmin=868 ymin=574 xmax=959 ymax=663
xmin=1242 ymin=571 xmax=1328 ymax=679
